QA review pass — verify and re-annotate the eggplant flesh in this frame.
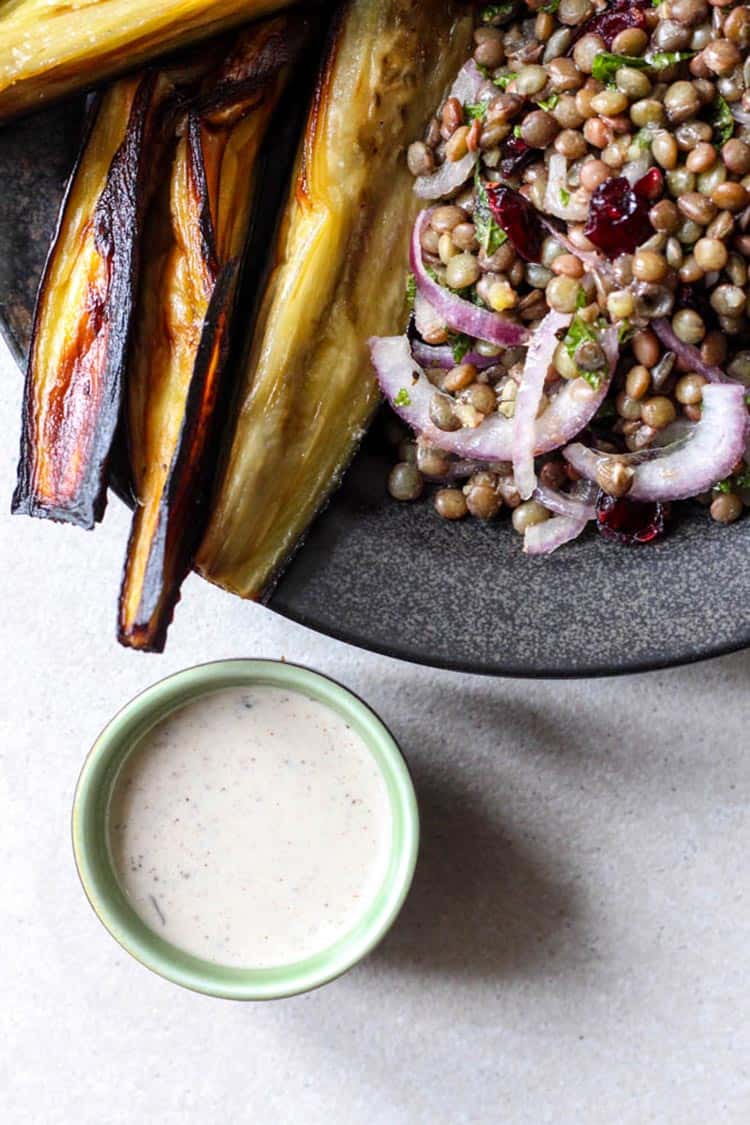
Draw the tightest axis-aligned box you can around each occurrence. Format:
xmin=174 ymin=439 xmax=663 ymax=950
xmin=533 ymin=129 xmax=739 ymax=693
xmin=196 ymin=0 xmax=474 ymax=600
xmin=119 ymin=17 xmax=306 ymax=651
xmin=0 ymin=0 xmax=297 ymax=123
xmin=12 ymin=72 xmax=169 ymax=529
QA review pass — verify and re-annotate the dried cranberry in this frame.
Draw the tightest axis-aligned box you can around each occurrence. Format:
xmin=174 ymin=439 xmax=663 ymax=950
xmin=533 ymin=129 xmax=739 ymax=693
xmin=571 ymin=0 xmax=648 ymax=49
xmin=486 ymin=185 xmax=543 ymax=262
xmin=584 ymin=171 xmax=662 ymax=259
xmin=498 ymin=135 xmax=536 ymax=181
xmin=596 ymin=493 xmax=666 ymax=545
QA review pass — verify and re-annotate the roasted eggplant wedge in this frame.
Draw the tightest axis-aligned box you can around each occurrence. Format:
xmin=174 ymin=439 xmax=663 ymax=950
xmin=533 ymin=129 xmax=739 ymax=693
xmin=12 ymin=72 xmax=171 ymax=529
xmin=196 ymin=0 xmax=474 ymax=599
xmin=0 ymin=0 xmax=298 ymax=123
xmin=118 ymin=16 xmax=308 ymax=651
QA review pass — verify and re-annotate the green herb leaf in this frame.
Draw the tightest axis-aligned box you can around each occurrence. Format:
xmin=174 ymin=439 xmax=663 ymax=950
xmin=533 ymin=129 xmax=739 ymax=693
xmin=559 ymin=186 xmax=571 ymax=206
xmin=652 ymin=0 xmax=665 ymax=7
xmin=563 ymin=315 xmax=607 ymax=389
xmin=513 ymin=124 xmax=522 ymax=138
xmin=405 ymin=273 xmax=417 ymax=308
xmin=542 ymin=0 xmax=560 ymax=12
xmin=537 ymin=92 xmax=559 ymax=111
xmin=647 ymin=50 xmax=695 ymax=70
xmin=493 ymin=71 xmax=517 ymax=91
xmin=592 ymin=52 xmax=650 ymax=86
xmin=449 ymin=333 xmax=472 ymax=363
xmin=464 ymin=102 xmax=487 ymax=122
xmin=474 ymin=168 xmax=508 ymax=257
xmin=710 ymin=94 xmax=734 ymax=146
xmin=618 ymin=319 xmax=634 ymax=345
xmin=481 ymin=2 xmax=514 ymax=22
xmin=576 ymin=288 xmax=587 ymax=310
xmin=394 ymin=388 xmax=412 ymax=408
xmin=633 ymin=127 xmax=654 ymax=150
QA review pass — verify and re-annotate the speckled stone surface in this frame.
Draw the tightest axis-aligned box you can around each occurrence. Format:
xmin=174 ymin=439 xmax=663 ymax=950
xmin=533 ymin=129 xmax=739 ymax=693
xmin=2 ymin=103 xmax=749 ymax=677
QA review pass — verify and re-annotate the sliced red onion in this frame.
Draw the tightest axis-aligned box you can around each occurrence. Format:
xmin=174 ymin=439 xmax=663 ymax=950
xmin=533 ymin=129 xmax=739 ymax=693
xmin=532 ymin=482 xmax=596 ymax=520
xmin=533 ymin=324 xmax=619 ymax=454
xmin=524 ymin=481 xmax=596 ymax=555
xmin=370 ymin=328 xmax=617 ymax=462
xmin=513 ymin=309 xmax=572 ymax=499
xmin=413 ymin=61 xmax=485 ymax=200
xmin=652 ymin=318 xmax=727 ymax=384
xmin=544 ymin=154 xmax=589 ymax=222
xmin=524 ymin=512 xmax=589 ymax=555
xmin=411 ymin=210 xmax=529 ymax=348
xmin=447 ymin=58 xmax=486 ymax=107
xmin=414 ymin=291 xmax=446 ymax=342
xmin=371 ymin=334 xmax=513 ymax=457
xmin=563 ymin=383 xmax=749 ymax=501
xmin=731 ymin=105 xmax=750 ymax=128
xmin=415 ymin=151 xmax=478 ymax=201
xmin=411 ymin=340 xmax=499 ymax=371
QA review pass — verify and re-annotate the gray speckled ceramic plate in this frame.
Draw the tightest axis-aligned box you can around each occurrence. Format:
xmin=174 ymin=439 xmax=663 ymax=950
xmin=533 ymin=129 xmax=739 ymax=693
xmin=2 ymin=103 xmax=750 ymax=677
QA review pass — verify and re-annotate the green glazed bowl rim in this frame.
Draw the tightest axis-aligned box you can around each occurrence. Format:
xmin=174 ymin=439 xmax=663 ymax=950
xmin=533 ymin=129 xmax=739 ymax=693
xmin=72 ymin=659 xmax=419 ymax=1001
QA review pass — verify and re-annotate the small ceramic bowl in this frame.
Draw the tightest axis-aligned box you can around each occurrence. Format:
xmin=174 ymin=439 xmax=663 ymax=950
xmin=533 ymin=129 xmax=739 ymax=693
xmin=72 ymin=659 xmax=419 ymax=1000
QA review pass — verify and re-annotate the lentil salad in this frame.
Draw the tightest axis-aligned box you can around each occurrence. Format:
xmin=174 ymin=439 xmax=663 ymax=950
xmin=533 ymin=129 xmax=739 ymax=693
xmin=371 ymin=0 xmax=750 ymax=552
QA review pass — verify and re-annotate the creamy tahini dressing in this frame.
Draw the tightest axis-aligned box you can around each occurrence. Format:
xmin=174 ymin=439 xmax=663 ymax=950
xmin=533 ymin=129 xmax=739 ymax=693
xmin=108 ymin=686 xmax=392 ymax=968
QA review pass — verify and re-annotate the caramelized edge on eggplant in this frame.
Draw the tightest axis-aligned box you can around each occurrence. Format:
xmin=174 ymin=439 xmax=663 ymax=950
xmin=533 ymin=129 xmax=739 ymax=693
xmin=12 ymin=72 xmax=169 ymax=529
xmin=118 ymin=15 xmax=308 ymax=651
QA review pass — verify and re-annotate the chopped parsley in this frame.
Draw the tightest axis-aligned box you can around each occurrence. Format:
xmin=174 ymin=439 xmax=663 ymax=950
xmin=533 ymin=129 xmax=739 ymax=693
xmin=513 ymin=124 xmax=522 ymax=138
xmin=537 ymin=92 xmax=559 ymax=111
xmin=715 ymin=466 xmax=750 ymax=492
xmin=541 ymin=0 xmax=560 ymax=11
xmin=562 ymin=315 xmax=608 ymax=389
xmin=648 ymin=50 xmax=695 ymax=70
xmin=480 ymin=2 xmax=514 ymax=22
xmin=474 ymin=168 xmax=508 ymax=256
xmin=592 ymin=50 xmax=694 ymax=86
xmin=559 ymin=186 xmax=571 ymax=206
xmin=592 ymin=52 xmax=650 ymax=86
xmin=576 ymin=288 xmax=587 ymax=310
xmin=405 ymin=273 xmax=417 ymax=308
xmin=464 ymin=102 xmax=487 ymax=122
xmin=448 ymin=333 xmax=472 ymax=363
xmin=710 ymin=94 xmax=734 ymax=146
xmin=633 ymin=127 xmax=655 ymax=150
xmin=493 ymin=71 xmax=517 ymax=91
xmin=394 ymin=388 xmax=412 ymax=408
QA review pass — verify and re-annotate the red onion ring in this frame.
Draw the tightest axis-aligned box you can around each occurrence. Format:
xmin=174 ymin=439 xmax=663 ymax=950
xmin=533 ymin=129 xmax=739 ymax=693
xmin=563 ymin=383 xmax=749 ymax=501
xmin=651 ymin=318 xmax=728 ymax=384
xmin=513 ymin=309 xmax=572 ymax=499
xmin=411 ymin=210 xmax=530 ymax=348
xmin=411 ymin=340 xmax=499 ymax=371
xmin=370 ymin=330 xmax=618 ymax=461
xmin=413 ymin=62 xmax=485 ymax=200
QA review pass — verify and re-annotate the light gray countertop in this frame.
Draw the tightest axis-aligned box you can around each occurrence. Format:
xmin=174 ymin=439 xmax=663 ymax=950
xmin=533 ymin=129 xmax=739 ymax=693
xmin=1 ymin=337 xmax=748 ymax=1124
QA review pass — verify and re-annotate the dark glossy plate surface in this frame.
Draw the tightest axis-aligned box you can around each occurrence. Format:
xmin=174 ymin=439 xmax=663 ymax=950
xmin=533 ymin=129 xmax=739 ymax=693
xmin=3 ymin=104 xmax=750 ymax=677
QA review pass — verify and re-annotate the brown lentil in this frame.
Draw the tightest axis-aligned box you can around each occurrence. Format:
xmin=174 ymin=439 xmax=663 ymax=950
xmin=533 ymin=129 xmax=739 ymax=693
xmin=388 ymin=463 xmax=424 ymax=502
xmin=710 ymin=492 xmax=743 ymax=524
xmin=512 ymin=501 xmax=551 ymax=535
xmin=625 ymin=365 xmax=652 ymax=400
xmin=434 ymin=489 xmax=468 ymax=520
xmin=675 ymin=373 xmax=706 ymax=404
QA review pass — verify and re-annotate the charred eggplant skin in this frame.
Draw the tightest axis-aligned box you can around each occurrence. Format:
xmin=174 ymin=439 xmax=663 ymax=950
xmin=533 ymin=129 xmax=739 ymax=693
xmin=12 ymin=73 xmax=168 ymax=529
xmin=118 ymin=15 xmax=310 ymax=651
xmin=0 ymin=0 xmax=298 ymax=123
xmin=118 ymin=262 xmax=238 ymax=651
xmin=196 ymin=0 xmax=474 ymax=600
